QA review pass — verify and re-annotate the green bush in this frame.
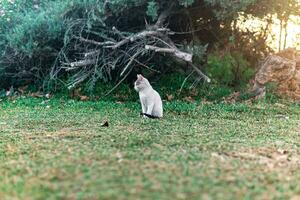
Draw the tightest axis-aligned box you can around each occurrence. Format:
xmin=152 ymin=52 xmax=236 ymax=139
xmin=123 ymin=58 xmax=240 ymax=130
xmin=206 ymin=52 xmax=254 ymax=87
xmin=0 ymin=0 xmax=69 ymax=87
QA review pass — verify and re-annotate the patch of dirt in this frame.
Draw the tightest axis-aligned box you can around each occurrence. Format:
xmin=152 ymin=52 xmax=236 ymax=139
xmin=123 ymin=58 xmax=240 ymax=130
xmin=25 ymin=128 xmax=88 ymax=140
xmin=212 ymin=146 xmax=300 ymax=172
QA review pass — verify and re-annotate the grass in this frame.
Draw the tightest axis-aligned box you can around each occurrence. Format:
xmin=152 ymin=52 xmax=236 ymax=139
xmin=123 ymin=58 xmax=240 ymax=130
xmin=0 ymin=96 xmax=300 ymax=199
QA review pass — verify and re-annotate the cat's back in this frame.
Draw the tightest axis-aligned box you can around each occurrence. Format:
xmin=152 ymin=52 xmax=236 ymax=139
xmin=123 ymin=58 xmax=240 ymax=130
xmin=153 ymin=89 xmax=162 ymax=101
xmin=139 ymin=87 xmax=162 ymax=103
xmin=152 ymin=89 xmax=163 ymax=117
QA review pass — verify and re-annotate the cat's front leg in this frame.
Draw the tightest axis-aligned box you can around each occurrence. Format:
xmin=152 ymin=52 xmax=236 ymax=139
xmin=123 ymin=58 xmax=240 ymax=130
xmin=141 ymin=103 xmax=147 ymax=113
xmin=145 ymin=103 xmax=154 ymax=117
xmin=141 ymin=102 xmax=147 ymax=118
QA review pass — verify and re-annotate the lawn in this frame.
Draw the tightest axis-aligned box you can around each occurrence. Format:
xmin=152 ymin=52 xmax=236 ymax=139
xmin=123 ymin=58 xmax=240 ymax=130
xmin=0 ymin=97 xmax=300 ymax=199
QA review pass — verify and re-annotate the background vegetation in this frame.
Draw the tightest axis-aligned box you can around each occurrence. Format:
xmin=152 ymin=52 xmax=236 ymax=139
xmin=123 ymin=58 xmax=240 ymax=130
xmin=0 ymin=0 xmax=299 ymax=94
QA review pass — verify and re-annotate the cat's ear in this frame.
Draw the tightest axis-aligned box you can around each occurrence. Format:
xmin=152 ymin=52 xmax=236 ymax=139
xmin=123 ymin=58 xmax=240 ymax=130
xmin=137 ymin=74 xmax=144 ymax=80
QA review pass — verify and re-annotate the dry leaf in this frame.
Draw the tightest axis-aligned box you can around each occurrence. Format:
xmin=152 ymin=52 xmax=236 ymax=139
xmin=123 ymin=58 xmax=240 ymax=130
xmin=201 ymin=99 xmax=212 ymax=105
xmin=183 ymin=96 xmax=195 ymax=103
xmin=223 ymin=92 xmax=240 ymax=103
xmin=30 ymin=92 xmax=44 ymax=98
xmin=80 ymin=95 xmax=89 ymax=101
xmin=166 ymin=94 xmax=174 ymax=101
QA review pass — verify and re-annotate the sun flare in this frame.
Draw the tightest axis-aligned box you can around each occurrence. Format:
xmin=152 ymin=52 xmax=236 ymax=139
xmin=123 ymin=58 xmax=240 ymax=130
xmin=270 ymin=16 xmax=300 ymax=51
xmin=239 ymin=14 xmax=300 ymax=52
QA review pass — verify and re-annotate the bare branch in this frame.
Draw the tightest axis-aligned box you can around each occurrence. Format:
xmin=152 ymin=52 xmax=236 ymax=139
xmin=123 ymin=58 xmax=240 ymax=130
xmin=120 ymin=50 xmax=160 ymax=73
xmin=104 ymin=67 xmax=133 ymax=96
xmin=106 ymin=31 xmax=162 ymax=49
xmin=120 ymin=51 xmax=141 ymax=76
xmin=180 ymin=71 xmax=194 ymax=93
xmin=84 ymin=50 xmax=100 ymax=58
xmin=145 ymin=45 xmax=210 ymax=82
xmin=145 ymin=45 xmax=175 ymax=53
xmin=188 ymin=63 xmax=211 ymax=83
xmin=64 ymin=59 xmax=97 ymax=68
xmin=145 ymin=45 xmax=193 ymax=62
xmin=112 ymin=26 xmax=126 ymax=38
xmin=76 ymin=37 xmax=115 ymax=46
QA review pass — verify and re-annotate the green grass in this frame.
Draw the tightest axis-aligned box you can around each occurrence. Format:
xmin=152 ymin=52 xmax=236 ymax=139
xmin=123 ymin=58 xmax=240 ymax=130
xmin=0 ymin=97 xmax=300 ymax=199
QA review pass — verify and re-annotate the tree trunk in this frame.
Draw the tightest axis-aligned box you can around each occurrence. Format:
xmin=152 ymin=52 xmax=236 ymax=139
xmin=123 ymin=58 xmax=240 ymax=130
xmin=279 ymin=19 xmax=283 ymax=51
xmin=283 ymin=21 xmax=288 ymax=49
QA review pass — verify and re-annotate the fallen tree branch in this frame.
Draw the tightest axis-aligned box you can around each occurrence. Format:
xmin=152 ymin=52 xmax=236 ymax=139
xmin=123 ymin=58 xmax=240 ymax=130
xmin=104 ymin=67 xmax=133 ymax=96
xmin=76 ymin=37 xmax=115 ymax=46
xmin=145 ymin=45 xmax=175 ymax=53
xmin=106 ymin=31 xmax=162 ymax=49
xmin=120 ymin=50 xmax=160 ymax=73
xmin=188 ymin=63 xmax=211 ymax=83
xmin=112 ymin=26 xmax=127 ymax=39
xmin=180 ymin=70 xmax=194 ymax=93
xmin=65 ymin=59 xmax=97 ymax=68
xmin=84 ymin=50 xmax=101 ymax=58
xmin=145 ymin=44 xmax=210 ymax=82
xmin=120 ymin=50 xmax=141 ymax=76
xmin=145 ymin=45 xmax=193 ymax=62
xmin=55 ymin=3 xmax=210 ymax=91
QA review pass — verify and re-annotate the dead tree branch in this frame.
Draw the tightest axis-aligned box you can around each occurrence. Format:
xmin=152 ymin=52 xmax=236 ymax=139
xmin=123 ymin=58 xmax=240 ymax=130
xmin=76 ymin=37 xmax=115 ymax=46
xmin=67 ymin=59 xmax=97 ymax=68
xmin=145 ymin=45 xmax=193 ymax=62
xmin=54 ymin=4 xmax=210 ymax=91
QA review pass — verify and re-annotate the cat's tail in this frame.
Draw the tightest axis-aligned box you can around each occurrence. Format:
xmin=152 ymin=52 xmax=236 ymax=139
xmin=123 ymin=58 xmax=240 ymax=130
xmin=140 ymin=113 xmax=161 ymax=119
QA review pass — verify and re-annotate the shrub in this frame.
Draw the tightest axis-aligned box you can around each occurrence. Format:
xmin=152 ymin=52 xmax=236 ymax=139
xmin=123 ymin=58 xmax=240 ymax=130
xmin=206 ymin=52 xmax=255 ymax=87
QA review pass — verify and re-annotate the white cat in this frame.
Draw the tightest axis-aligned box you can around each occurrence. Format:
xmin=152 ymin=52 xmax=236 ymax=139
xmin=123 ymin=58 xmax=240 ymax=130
xmin=134 ymin=74 xmax=163 ymax=119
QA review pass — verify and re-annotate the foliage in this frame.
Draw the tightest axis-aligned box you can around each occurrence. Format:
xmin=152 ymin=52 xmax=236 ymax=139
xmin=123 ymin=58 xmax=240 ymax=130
xmin=177 ymin=0 xmax=195 ymax=7
xmin=204 ymin=0 xmax=256 ymax=20
xmin=206 ymin=52 xmax=254 ymax=87
xmin=186 ymin=42 xmax=208 ymax=65
xmin=0 ymin=0 xmax=69 ymax=87
xmin=146 ymin=1 xmax=158 ymax=21
xmin=0 ymin=0 xmax=299 ymax=92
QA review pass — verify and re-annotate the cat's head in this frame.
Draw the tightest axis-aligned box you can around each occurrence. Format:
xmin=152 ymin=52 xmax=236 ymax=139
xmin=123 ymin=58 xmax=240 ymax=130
xmin=134 ymin=74 xmax=151 ymax=92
